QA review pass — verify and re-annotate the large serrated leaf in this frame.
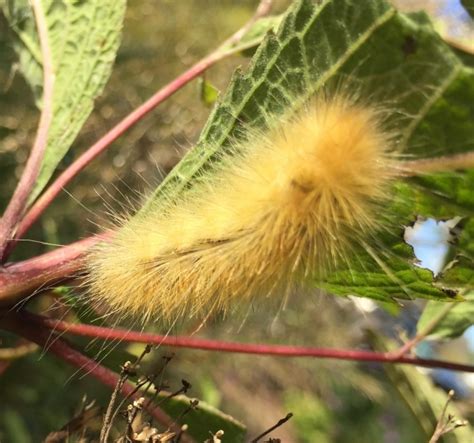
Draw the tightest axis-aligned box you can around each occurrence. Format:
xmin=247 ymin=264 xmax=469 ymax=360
xmin=1 ymin=0 xmax=126 ymax=203
xmin=138 ymin=0 xmax=473 ymax=303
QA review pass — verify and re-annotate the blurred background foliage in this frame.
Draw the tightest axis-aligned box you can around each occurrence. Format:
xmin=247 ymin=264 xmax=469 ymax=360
xmin=0 ymin=0 xmax=473 ymax=441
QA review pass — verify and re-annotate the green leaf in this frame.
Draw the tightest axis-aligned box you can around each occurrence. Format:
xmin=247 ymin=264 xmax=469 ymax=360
xmin=1 ymin=0 xmax=126 ymax=202
xmin=417 ymin=292 xmax=474 ymax=339
xmin=137 ymin=0 xmax=473 ymax=302
xmin=160 ymin=394 xmax=246 ymax=442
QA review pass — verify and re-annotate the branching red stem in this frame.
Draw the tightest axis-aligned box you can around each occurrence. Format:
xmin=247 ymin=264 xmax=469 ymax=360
xmin=1 ymin=312 xmax=195 ymax=442
xmin=24 ymin=313 xmax=474 ymax=373
xmin=0 ymin=0 xmax=55 ymax=261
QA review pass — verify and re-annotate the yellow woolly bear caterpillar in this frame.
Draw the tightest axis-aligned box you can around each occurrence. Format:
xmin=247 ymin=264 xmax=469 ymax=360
xmin=86 ymin=94 xmax=400 ymax=324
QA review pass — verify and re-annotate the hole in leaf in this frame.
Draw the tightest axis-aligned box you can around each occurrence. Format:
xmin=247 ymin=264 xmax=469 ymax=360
xmin=404 ymin=216 xmax=462 ymax=275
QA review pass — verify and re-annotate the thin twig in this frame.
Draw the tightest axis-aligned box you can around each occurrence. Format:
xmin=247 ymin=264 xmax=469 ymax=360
xmin=0 ymin=0 xmax=55 ymax=261
xmin=7 ymin=0 xmax=274 ymax=259
xmin=428 ymin=390 xmax=468 ymax=443
xmin=101 ymin=346 xmax=152 ymax=443
xmin=1 ymin=312 xmax=196 ymax=443
xmin=250 ymin=413 xmax=293 ymax=443
xmin=19 ymin=312 xmax=474 ymax=373
xmin=100 ymin=360 xmax=133 ymax=443
xmin=125 ymin=397 xmax=145 ymax=441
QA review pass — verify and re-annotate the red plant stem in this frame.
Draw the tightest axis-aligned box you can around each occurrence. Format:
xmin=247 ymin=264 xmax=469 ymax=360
xmin=0 ymin=0 xmax=55 ymax=261
xmin=1 ymin=313 xmax=195 ymax=442
xmin=0 ymin=236 xmax=102 ymax=307
xmin=27 ymin=313 xmax=474 ymax=373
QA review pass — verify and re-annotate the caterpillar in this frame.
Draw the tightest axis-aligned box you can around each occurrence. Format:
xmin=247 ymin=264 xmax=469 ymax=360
xmin=86 ymin=94 xmax=401 ymax=324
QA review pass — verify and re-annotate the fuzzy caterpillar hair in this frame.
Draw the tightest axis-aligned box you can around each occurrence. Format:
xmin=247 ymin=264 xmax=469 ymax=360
xmin=87 ymin=95 xmax=400 ymax=324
